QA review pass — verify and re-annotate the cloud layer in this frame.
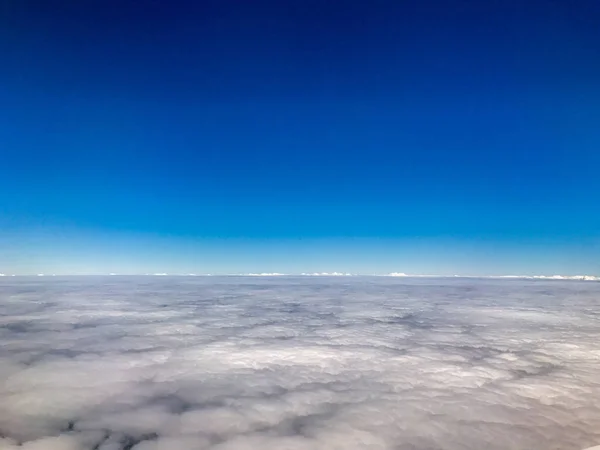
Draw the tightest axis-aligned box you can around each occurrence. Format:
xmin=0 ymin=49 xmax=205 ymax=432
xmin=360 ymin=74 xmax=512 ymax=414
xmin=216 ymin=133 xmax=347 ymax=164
xmin=1 ymin=276 xmax=600 ymax=449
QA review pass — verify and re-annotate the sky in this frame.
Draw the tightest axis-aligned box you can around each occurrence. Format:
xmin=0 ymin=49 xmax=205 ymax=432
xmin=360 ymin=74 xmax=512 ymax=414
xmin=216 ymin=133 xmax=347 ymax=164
xmin=1 ymin=0 xmax=599 ymax=275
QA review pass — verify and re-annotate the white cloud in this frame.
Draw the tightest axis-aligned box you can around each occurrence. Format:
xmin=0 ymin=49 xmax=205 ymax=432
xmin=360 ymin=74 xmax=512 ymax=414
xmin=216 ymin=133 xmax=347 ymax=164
xmin=300 ymin=273 xmax=353 ymax=276
xmin=1 ymin=277 xmax=600 ymax=449
xmin=383 ymin=273 xmax=600 ymax=281
xmin=243 ymin=273 xmax=287 ymax=276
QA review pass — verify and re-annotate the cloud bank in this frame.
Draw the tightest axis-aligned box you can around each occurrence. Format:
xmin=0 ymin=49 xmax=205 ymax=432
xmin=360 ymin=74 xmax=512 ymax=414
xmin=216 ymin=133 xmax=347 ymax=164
xmin=1 ymin=276 xmax=600 ymax=449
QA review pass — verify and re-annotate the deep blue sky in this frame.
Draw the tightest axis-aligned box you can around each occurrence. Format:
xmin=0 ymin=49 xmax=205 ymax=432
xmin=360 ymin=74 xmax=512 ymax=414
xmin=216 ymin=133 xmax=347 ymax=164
xmin=1 ymin=0 xmax=599 ymax=275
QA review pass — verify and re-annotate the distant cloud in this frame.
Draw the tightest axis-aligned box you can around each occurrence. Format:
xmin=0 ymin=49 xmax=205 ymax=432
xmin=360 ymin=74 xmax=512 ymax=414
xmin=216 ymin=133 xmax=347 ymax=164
xmin=300 ymin=272 xmax=353 ymax=276
xmin=244 ymin=273 xmax=287 ymax=276
xmin=383 ymin=273 xmax=600 ymax=281
xmin=479 ymin=274 xmax=600 ymax=281
xmin=1 ymin=277 xmax=600 ymax=449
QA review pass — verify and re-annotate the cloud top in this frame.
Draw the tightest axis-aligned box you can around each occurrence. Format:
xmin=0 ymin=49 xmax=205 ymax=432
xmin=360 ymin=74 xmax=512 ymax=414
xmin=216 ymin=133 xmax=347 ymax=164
xmin=1 ymin=276 xmax=600 ymax=449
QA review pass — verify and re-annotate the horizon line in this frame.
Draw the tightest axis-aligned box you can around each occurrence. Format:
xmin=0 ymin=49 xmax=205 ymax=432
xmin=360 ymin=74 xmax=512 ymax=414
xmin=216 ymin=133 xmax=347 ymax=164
xmin=0 ymin=273 xmax=598 ymax=281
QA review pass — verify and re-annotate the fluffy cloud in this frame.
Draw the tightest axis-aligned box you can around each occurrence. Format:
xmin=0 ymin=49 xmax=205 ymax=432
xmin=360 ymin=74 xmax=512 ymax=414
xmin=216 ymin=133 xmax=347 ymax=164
xmin=1 ymin=276 xmax=600 ymax=449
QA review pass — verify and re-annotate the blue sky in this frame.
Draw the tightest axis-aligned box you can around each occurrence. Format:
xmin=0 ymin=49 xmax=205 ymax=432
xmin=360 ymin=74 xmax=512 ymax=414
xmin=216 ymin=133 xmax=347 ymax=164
xmin=1 ymin=0 xmax=599 ymax=275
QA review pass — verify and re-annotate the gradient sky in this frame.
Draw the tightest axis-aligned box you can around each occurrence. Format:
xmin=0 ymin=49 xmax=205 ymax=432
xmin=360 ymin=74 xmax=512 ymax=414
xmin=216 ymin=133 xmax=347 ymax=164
xmin=1 ymin=0 xmax=599 ymax=275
